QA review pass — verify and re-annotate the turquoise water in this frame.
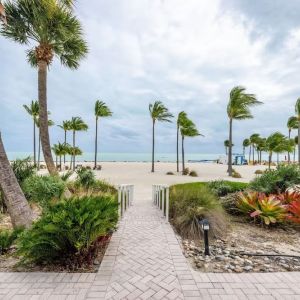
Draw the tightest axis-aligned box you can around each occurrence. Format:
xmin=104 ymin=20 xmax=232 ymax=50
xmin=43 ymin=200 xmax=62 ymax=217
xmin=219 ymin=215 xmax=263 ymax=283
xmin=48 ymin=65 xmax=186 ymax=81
xmin=6 ymin=152 xmax=223 ymax=162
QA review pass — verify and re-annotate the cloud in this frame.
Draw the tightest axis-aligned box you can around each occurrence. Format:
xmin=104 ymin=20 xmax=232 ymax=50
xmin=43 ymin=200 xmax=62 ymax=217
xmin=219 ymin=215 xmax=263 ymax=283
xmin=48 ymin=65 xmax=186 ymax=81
xmin=0 ymin=0 xmax=300 ymax=156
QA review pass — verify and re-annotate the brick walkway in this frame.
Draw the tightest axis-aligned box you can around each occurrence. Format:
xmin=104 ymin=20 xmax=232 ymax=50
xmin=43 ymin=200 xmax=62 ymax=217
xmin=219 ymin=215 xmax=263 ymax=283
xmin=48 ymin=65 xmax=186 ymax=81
xmin=0 ymin=186 xmax=300 ymax=299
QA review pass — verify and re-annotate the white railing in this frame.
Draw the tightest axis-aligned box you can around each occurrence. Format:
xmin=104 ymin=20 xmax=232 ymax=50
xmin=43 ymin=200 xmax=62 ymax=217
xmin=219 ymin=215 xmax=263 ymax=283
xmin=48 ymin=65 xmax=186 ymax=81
xmin=118 ymin=184 xmax=134 ymax=217
xmin=152 ymin=184 xmax=169 ymax=222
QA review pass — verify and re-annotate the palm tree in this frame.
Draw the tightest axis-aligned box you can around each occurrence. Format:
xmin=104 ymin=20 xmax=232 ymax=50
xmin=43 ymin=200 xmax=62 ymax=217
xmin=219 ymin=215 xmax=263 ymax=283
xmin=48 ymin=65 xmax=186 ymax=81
xmin=94 ymin=100 xmax=112 ymax=170
xmin=287 ymin=116 xmax=298 ymax=163
xmin=292 ymin=101 xmax=300 ymax=165
xmin=1 ymin=0 xmax=88 ymax=175
xmin=265 ymin=132 xmax=286 ymax=169
xmin=224 ymin=140 xmax=230 ymax=155
xmin=149 ymin=101 xmax=173 ymax=172
xmin=227 ymin=86 xmax=262 ymax=176
xmin=58 ymin=120 xmax=71 ymax=166
xmin=176 ymin=111 xmax=187 ymax=172
xmin=52 ymin=142 xmax=68 ymax=171
xmin=36 ymin=118 xmax=54 ymax=170
xmin=242 ymin=138 xmax=250 ymax=157
xmin=0 ymin=132 xmax=33 ymax=228
xmin=69 ymin=117 xmax=88 ymax=170
xmin=68 ymin=146 xmax=82 ymax=169
xmin=249 ymin=133 xmax=260 ymax=163
xmin=0 ymin=1 xmax=7 ymax=24
xmin=23 ymin=100 xmax=39 ymax=166
xmin=180 ymin=118 xmax=202 ymax=171
xmin=256 ymin=137 xmax=266 ymax=164
xmin=295 ymin=136 xmax=298 ymax=163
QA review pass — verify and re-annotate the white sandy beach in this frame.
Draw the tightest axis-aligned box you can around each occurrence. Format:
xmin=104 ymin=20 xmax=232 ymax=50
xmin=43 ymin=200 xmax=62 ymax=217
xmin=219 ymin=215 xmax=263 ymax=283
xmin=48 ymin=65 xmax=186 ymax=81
xmin=81 ymin=162 xmax=266 ymax=187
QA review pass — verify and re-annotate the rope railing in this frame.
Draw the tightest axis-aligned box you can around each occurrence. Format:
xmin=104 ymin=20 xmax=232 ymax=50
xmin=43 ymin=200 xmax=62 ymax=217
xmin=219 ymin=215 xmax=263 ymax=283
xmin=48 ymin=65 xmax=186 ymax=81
xmin=118 ymin=184 xmax=134 ymax=217
xmin=152 ymin=184 xmax=169 ymax=222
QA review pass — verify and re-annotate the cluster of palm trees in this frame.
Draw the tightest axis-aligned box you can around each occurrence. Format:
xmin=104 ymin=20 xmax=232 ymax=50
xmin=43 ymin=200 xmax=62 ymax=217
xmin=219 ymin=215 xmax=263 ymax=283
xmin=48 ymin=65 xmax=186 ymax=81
xmin=0 ymin=0 xmax=86 ymax=227
xmin=149 ymin=101 xmax=202 ymax=173
xmin=23 ymin=101 xmax=113 ymax=171
xmin=240 ymin=98 xmax=300 ymax=169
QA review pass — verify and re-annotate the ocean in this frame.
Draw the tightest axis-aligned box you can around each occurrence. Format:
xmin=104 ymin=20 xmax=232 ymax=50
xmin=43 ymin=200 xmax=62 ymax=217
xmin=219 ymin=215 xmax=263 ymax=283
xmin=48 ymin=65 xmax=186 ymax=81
xmin=6 ymin=152 xmax=289 ymax=162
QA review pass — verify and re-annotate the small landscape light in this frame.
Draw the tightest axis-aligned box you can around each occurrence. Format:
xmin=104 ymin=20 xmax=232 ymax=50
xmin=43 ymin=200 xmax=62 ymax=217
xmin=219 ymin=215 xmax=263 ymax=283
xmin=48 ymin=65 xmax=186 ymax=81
xmin=199 ymin=218 xmax=210 ymax=256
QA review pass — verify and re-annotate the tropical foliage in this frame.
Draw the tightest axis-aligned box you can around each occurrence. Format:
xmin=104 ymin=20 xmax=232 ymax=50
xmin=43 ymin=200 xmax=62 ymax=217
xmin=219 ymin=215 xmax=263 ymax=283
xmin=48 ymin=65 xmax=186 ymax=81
xmin=11 ymin=157 xmax=35 ymax=185
xmin=18 ymin=195 xmax=118 ymax=267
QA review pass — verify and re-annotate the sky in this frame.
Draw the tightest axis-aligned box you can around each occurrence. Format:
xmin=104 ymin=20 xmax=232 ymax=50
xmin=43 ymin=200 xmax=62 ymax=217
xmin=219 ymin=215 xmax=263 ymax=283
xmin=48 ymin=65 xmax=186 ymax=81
xmin=1 ymin=0 xmax=300 ymax=155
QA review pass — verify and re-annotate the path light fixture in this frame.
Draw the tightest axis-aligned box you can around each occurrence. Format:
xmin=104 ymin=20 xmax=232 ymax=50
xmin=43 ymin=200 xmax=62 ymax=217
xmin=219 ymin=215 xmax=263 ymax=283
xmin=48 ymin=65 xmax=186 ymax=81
xmin=0 ymin=2 xmax=7 ymax=25
xmin=199 ymin=218 xmax=210 ymax=256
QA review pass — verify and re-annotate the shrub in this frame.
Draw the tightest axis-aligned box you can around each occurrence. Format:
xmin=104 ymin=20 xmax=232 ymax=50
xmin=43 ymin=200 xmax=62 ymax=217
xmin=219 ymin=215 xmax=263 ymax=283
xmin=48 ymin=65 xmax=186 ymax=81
xmin=166 ymin=171 xmax=174 ymax=175
xmin=207 ymin=180 xmax=248 ymax=197
xmin=0 ymin=228 xmax=23 ymax=254
xmin=219 ymin=193 xmax=242 ymax=215
xmin=182 ymin=168 xmax=189 ymax=175
xmin=237 ymin=192 xmax=287 ymax=225
xmin=91 ymin=180 xmax=117 ymax=195
xmin=76 ymin=167 xmax=96 ymax=189
xmin=170 ymin=184 xmax=226 ymax=239
xmin=60 ymin=171 xmax=73 ymax=182
xmin=18 ymin=195 xmax=118 ymax=267
xmin=249 ymin=164 xmax=300 ymax=194
xmin=232 ymin=171 xmax=242 ymax=178
xmin=255 ymin=169 xmax=264 ymax=175
xmin=189 ymin=170 xmax=198 ymax=177
xmin=22 ymin=175 xmax=66 ymax=209
xmin=11 ymin=157 xmax=35 ymax=184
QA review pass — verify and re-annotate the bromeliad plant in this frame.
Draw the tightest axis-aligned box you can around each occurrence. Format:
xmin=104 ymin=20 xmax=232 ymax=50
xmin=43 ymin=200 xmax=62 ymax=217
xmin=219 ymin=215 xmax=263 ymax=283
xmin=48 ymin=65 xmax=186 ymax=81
xmin=237 ymin=192 xmax=287 ymax=225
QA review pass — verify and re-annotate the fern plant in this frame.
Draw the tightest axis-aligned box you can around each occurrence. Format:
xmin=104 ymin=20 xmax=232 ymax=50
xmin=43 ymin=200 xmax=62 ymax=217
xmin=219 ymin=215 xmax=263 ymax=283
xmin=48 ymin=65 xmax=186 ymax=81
xmin=18 ymin=195 xmax=118 ymax=267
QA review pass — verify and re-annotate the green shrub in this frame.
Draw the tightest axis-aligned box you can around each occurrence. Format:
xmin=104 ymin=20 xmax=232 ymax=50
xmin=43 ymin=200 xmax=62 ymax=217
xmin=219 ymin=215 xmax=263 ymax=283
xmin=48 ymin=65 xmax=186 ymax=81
xmin=60 ymin=171 xmax=73 ymax=182
xmin=0 ymin=228 xmax=23 ymax=254
xmin=207 ymin=180 xmax=248 ymax=197
xmin=249 ymin=164 xmax=300 ymax=194
xmin=166 ymin=171 xmax=174 ymax=175
xmin=18 ymin=195 xmax=118 ymax=267
xmin=232 ymin=171 xmax=242 ymax=178
xmin=91 ymin=180 xmax=117 ymax=195
xmin=22 ymin=175 xmax=66 ymax=209
xmin=11 ymin=157 xmax=35 ymax=184
xmin=219 ymin=192 xmax=242 ymax=215
xmin=182 ymin=168 xmax=189 ymax=175
xmin=170 ymin=184 xmax=227 ymax=239
xmin=189 ymin=170 xmax=198 ymax=177
xmin=76 ymin=167 xmax=96 ymax=188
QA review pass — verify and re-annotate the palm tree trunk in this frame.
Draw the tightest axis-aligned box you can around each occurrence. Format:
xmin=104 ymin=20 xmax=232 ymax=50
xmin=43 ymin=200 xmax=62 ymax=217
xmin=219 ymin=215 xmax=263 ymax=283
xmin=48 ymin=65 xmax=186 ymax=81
xmin=243 ymin=146 xmax=245 ymax=156
xmin=73 ymin=130 xmax=76 ymax=171
xmin=151 ymin=120 xmax=155 ymax=173
xmin=0 ymin=132 xmax=33 ymax=228
xmin=59 ymin=155 xmax=62 ymax=171
xmin=268 ymin=153 xmax=272 ymax=170
xmin=33 ymin=119 xmax=36 ymax=166
xmin=294 ymin=148 xmax=296 ymax=163
xmin=252 ymin=145 xmax=255 ymax=164
xmin=225 ymin=147 xmax=228 ymax=155
xmin=288 ymin=130 xmax=291 ymax=164
xmin=298 ymin=121 xmax=300 ymax=166
xmin=249 ymin=145 xmax=251 ymax=164
xmin=94 ymin=117 xmax=98 ymax=170
xmin=37 ymin=131 xmax=41 ymax=170
xmin=277 ymin=153 xmax=279 ymax=165
xmin=38 ymin=61 xmax=57 ymax=175
xmin=228 ymin=118 xmax=233 ymax=176
xmin=56 ymin=155 xmax=58 ymax=167
xmin=182 ymin=135 xmax=185 ymax=172
xmin=63 ymin=130 xmax=67 ymax=165
xmin=176 ymin=125 xmax=179 ymax=173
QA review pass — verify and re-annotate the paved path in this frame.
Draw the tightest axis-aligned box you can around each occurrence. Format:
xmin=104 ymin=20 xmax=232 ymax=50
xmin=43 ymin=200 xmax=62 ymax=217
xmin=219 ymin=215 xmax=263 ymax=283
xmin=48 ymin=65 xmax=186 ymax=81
xmin=1 ymin=186 xmax=300 ymax=299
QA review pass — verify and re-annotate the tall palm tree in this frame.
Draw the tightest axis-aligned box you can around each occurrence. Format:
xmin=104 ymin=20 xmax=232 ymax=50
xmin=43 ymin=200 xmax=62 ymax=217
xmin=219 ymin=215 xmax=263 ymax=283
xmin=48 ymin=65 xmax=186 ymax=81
xmin=68 ymin=146 xmax=82 ymax=169
xmin=69 ymin=117 xmax=88 ymax=170
xmin=242 ymin=138 xmax=250 ymax=157
xmin=224 ymin=140 xmax=230 ymax=155
xmin=149 ymin=101 xmax=173 ymax=172
xmin=36 ymin=118 xmax=54 ymax=170
xmin=23 ymin=100 xmax=39 ymax=166
xmin=0 ymin=132 xmax=33 ymax=228
xmin=288 ymin=115 xmax=298 ymax=164
xmin=52 ymin=142 xmax=68 ymax=171
xmin=176 ymin=111 xmax=187 ymax=172
xmin=227 ymin=86 xmax=262 ymax=176
xmin=296 ymin=98 xmax=300 ymax=165
xmin=1 ymin=0 xmax=88 ymax=175
xmin=58 ymin=120 xmax=71 ymax=165
xmin=94 ymin=100 xmax=112 ymax=170
xmin=180 ymin=118 xmax=202 ymax=171
xmin=249 ymin=133 xmax=261 ymax=163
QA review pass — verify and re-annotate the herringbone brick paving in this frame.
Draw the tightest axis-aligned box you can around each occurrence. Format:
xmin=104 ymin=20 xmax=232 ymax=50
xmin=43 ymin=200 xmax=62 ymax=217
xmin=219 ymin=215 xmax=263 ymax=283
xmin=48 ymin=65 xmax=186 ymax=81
xmin=0 ymin=185 xmax=300 ymax=299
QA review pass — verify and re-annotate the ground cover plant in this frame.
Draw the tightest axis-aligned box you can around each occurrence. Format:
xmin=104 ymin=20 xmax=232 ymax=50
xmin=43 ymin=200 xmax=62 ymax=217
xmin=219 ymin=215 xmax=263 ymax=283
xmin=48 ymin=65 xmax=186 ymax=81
xmin=18 ymin=195 xmax=118 ymax=268
xmin=170 ymin=183 xmax=227 ymax=239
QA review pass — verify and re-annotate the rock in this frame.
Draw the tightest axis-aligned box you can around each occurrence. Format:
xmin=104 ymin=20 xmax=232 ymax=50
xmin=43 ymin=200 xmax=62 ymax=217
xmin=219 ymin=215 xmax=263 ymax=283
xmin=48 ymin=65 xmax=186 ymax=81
xmin=215 ymin=255 xmax=226 ymax=261
xmin=234 ymin=267 xmax=243 ymax=273
xmin=244 ymin=266 xmax=253 ymax=271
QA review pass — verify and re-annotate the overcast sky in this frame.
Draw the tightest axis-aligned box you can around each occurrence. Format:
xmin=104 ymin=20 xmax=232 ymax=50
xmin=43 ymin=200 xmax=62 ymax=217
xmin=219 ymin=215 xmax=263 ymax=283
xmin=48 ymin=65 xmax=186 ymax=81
xmin=1 ymin=0 xmax=300 ymax=154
